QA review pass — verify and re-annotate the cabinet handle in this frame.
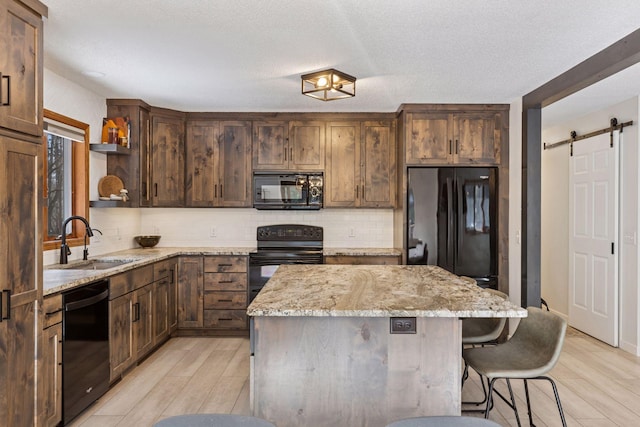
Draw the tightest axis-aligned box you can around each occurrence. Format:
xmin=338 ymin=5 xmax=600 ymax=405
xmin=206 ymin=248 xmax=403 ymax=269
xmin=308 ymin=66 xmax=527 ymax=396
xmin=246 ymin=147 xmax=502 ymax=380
xmin=218 ymin=263 xmax=233 ymax=267
xmin=45 ymin=308 xmax=63 ymax=316
xmin=218 ymin=299 xmax=233 ymax=303
xmin=290 ymin=147 xmax=293 ymax=162
xmin=157 ymin=268 xmax=168 ymax=276
xmin=133 ymin=302 xmax=140 ymax=322
xmin=146 ymin=119 xmax=151 ymax=201
xmin=214 ymin=184 xmax=217 ymax=198
xmin=220 ymin=184 xmax=223 ymax=199
xmin=284 ymin=146 xmax=287 ymax=161
xmin=169 ymin=269 xmax=174 ymax=284
xmin=455 ymin=139 xmax=459 ymax=154
xmin=154 ymin=183 xmax=158 ymax=197
xmin=1 ymin=289 xmax=10 ymax=321
xmin=449 ymin=139 xmax=452 ymax=155
xmin=356 ymin=185 xmax=359 ymax=199
xmin=218 ymin=280 xmax=234 ymax=284
xmin=0 ymin=73 xmax=10 ymax=106
xmin=219 ymin=318 xmax=233 ymax=321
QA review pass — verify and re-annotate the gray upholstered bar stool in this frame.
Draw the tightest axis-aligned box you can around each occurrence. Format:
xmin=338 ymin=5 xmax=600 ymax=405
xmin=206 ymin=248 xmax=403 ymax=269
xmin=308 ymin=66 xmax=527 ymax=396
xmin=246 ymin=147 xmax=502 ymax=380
xmin=386 ymin=415 xmax=501 ymax=426
xmin=463 ymin=306 xmax=567 ymax=427
xmin=461 ymin=288 xmax=508 ymax=405
xmin=153 ymin=414 xmax=276 ymax=427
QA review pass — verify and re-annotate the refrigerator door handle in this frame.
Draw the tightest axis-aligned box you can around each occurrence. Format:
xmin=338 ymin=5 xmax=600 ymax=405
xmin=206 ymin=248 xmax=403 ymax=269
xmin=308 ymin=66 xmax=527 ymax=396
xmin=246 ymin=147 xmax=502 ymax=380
xmin=457 ymin=178 xmax=464 ymax=252
xmin=447 ymin=177 xmax=455 ymax=268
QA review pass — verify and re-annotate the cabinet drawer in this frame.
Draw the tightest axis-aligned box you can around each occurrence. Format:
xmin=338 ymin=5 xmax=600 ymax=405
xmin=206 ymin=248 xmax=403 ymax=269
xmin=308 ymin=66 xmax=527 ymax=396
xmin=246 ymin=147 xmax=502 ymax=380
xmin=203 ymin=310 xmax=247 ymax=329
xmin=204 ymin=291 xmax=247 ymax=309
xmin=204 ymin=256 xmax=247 ymax=273
xmin=153 ymin=259 xmax=173 ymax=281
xmin=204 ymin=272 xmax=247 ymax=291
xmin=110 ymin=265 xmax=154 ymax=299
xmin=43 ymin=294 xmax=63 ymax=328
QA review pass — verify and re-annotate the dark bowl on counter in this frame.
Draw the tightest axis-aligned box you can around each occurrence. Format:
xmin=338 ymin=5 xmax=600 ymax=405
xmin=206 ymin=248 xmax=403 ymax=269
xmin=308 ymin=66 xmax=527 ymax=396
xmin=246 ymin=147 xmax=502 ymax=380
xmin=134 ymin=235 xmax=161 ymax=248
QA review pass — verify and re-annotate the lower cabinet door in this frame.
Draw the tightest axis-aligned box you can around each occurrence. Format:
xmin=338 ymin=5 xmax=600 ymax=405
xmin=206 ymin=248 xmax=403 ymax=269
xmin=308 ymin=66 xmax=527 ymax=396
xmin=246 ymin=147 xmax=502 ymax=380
xmin=133 ymin=284 xmax=154 ymax=358
xmin=40 ymin=323 xmax=62 ymax=427
xmin=109 ymin=294 xmax=134 ymax=382
xmin=153 ymin=278 xmax=170 ymax=344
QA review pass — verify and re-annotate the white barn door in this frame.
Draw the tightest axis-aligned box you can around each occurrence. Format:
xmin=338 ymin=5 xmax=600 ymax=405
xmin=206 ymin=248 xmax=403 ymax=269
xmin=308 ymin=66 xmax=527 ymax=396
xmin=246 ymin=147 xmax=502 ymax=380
xmin=569 ymin=131 xmax=619 ymax=346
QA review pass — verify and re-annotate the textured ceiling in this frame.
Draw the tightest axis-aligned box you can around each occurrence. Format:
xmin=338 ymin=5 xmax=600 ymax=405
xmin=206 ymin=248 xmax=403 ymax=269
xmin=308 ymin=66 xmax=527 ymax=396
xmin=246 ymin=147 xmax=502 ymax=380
xmin=44 ymin=0 xmax=640 ymax=123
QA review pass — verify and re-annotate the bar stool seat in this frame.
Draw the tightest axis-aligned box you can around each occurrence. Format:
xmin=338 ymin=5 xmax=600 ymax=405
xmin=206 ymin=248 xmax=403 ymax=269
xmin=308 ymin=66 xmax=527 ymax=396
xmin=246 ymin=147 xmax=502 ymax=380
xmin=463 ymin=306 xmax=567 ymax=426
xmin=153 ymin=414 xmax=276 ymax=427
xmin=386 ymin=415 xmax=501 ymax=426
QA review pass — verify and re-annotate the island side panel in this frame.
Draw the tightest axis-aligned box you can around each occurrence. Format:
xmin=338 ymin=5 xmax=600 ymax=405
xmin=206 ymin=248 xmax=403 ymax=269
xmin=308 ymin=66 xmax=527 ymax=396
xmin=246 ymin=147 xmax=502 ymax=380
xmin=251 ymin=316 xmax=461 ymax=427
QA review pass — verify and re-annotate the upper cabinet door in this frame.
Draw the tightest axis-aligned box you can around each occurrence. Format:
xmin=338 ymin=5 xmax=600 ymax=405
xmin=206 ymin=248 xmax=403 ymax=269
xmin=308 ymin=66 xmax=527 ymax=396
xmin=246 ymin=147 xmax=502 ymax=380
xmin=453 ymin=113 xmax=501 ymax=164
xmin=218 ymin=121 xmax=252 ymax=207
xmin=151 ymin=114 xmax=184 ymax=207
xmin=0 ymin=2 xmax=44 ymax=137
xmin=252 ymin=121 xmax=288 ymax=170
xmin=361 ymin=121 xmax=396 ymax=208
xmin=325 ymin=121 xmax=361 ymax=207
xmin=289 ymin=121 xmax=325 ymax=170
xmin=185 ymin=121 xmax=219 ymax=207
xmin=405 ymin=112 xmax=451 ymax=165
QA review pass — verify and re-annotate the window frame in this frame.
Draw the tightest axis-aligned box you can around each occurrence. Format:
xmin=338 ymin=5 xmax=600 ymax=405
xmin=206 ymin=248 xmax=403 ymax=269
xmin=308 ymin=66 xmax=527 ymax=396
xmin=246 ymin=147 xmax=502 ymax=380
xmin=42 ymin=109 xmax=90 ymax=252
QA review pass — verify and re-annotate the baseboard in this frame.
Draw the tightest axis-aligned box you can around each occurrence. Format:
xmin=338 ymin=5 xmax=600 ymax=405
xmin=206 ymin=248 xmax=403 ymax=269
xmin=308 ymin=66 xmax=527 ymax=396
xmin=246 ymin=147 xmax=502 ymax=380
xmin=619 ymin=339 xmax=639 ymax=356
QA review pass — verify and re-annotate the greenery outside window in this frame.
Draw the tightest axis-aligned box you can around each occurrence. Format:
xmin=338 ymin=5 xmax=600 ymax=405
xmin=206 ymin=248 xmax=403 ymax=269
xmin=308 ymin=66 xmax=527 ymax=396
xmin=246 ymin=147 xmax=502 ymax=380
xmin=43 ymin=109 xmax=89 ymax=251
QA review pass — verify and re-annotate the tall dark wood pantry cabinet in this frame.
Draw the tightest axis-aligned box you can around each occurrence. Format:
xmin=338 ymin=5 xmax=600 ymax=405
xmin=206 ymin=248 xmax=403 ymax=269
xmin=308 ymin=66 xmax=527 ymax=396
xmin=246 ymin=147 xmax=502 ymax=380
xmin=0 ymin=0 xmax=47 ymax=425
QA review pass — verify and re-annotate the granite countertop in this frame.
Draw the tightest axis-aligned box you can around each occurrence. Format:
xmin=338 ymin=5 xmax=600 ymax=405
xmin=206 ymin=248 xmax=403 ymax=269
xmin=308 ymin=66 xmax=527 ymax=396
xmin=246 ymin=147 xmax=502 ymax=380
xmin=43 ymin=247 xmax=255 ymax=295
xmin=43 ymin=246 xmax=400 ymax=296
xmin=247 ymin=264 xmax=526 ymax=318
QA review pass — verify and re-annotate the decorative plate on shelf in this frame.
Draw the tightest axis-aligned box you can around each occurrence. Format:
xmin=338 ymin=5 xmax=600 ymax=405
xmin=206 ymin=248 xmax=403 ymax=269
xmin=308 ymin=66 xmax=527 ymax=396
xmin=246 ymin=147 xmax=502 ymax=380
xmin=98 ymin=175 xmax=124 ymax=197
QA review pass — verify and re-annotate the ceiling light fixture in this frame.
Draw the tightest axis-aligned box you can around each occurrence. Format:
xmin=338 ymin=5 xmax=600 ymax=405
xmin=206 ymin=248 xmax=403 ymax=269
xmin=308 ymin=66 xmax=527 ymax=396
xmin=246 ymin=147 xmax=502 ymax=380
xmin=301 ymin=68 xmax=356 ymax=101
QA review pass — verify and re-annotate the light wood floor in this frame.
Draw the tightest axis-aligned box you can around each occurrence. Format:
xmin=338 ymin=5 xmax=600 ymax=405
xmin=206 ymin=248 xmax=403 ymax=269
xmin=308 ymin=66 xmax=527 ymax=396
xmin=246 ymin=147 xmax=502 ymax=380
xmin=71 ymin=328 xmax=640 ymax=427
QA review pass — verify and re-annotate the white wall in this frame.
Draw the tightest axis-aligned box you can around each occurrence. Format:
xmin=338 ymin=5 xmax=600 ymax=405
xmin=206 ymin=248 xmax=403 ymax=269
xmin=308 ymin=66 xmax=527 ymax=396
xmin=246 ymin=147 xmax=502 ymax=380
xmin=542 ymin=96 xmax=640 ymax=355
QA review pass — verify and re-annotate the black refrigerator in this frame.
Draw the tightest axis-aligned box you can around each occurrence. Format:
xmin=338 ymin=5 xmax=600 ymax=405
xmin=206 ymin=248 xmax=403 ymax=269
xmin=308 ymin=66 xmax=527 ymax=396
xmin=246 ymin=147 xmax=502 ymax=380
xmin=407 ymin=167 xmax=498 ymax=289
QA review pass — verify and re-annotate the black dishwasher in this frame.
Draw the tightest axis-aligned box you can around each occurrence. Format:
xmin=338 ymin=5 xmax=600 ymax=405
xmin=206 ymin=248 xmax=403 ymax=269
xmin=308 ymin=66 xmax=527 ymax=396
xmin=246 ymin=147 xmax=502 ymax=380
xmin=62 ymin=279 xmax=110 ymax=425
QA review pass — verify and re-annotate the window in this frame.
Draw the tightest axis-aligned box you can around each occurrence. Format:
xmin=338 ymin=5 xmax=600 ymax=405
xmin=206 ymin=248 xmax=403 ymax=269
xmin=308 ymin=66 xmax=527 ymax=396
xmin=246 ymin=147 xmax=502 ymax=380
xmin=43 ymin=109 xmax=89 ymax=251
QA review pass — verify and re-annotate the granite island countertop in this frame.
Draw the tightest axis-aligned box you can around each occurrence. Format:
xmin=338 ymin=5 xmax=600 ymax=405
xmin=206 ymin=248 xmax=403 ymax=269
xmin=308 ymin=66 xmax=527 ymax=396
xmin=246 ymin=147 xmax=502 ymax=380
xmin=247 ymin=264 xmax=526 ymax=318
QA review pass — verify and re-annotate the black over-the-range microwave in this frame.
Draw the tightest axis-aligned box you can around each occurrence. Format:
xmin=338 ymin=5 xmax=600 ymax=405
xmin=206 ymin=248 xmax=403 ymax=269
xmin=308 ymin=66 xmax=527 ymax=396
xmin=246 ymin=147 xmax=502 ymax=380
xmin=253 ymin=172 xmax=323 ymax=210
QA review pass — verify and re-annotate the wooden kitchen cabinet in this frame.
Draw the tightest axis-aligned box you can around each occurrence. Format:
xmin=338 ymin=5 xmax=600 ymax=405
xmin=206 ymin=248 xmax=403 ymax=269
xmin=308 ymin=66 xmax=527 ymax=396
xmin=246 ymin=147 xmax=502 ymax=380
xmin=109 ymin=290 xmax=134 ymax=381
xmin=403 ymin=107 xmax=504 ymax=165
xmin=0 ymin=135 xmax=41 ymax=426
xmin=203 ymin=256 xmax=248 ymax=330
xmin=177 ymin=255 xmax=248 ymax=333
xmin=108 ymin=264 xmax=154 ymax=382
xmin=325 ymin=120 xmax=396 ymax=208
xmin=132 ymin=283 xmax=154 ymax=359
xmin=151 ymin=111 xmax=185 ymax=206
xmin=185 ymin=120 xmax=252 ymax=207
xmin=105 ymin=100 xmax=152 ymax=207
xmin=154 ymin=258 xmax=178 ymax=335
xmin=0 ymin=0 xmax=47 ymax=137
xmin=252 ymin=120 xmax=324 ymax=171
xmin=39 ymin=295 xmax=62 ymax=427
xmin=178 ymin=256 xmax=204 ymax=328
xmin=0 ymin=1 xmax=46 ymax=420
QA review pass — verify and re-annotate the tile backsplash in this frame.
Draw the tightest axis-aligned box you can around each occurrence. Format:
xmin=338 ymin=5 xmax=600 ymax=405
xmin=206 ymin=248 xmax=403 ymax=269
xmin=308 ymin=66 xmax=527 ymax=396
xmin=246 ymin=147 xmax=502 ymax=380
xmin=43 ymin=208 xmax=394 ymax=265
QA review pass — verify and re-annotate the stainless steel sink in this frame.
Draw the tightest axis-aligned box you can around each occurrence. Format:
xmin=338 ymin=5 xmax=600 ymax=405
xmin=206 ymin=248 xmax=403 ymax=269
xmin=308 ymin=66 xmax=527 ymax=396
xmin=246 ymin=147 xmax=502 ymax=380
xmin=58 ymin=259 xmax=133 ymax=270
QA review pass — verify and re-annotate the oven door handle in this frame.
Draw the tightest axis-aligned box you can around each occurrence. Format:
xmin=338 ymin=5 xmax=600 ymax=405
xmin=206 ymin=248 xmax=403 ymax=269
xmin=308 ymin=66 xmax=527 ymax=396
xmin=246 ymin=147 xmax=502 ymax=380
xmin=250 ymin=258 xmax=322 ymax=266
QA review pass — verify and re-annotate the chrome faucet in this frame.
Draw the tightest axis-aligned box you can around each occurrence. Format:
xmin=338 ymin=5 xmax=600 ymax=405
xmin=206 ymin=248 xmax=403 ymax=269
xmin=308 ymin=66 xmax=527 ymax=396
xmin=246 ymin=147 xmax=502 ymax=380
xmin=60 ymin=216 xmax=94 ymax=264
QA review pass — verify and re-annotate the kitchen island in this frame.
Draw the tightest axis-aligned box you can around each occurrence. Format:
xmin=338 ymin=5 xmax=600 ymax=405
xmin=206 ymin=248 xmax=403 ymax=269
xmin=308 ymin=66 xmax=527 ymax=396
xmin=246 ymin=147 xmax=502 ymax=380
xmin=247 ymin=264 xmax=525 ymax=427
